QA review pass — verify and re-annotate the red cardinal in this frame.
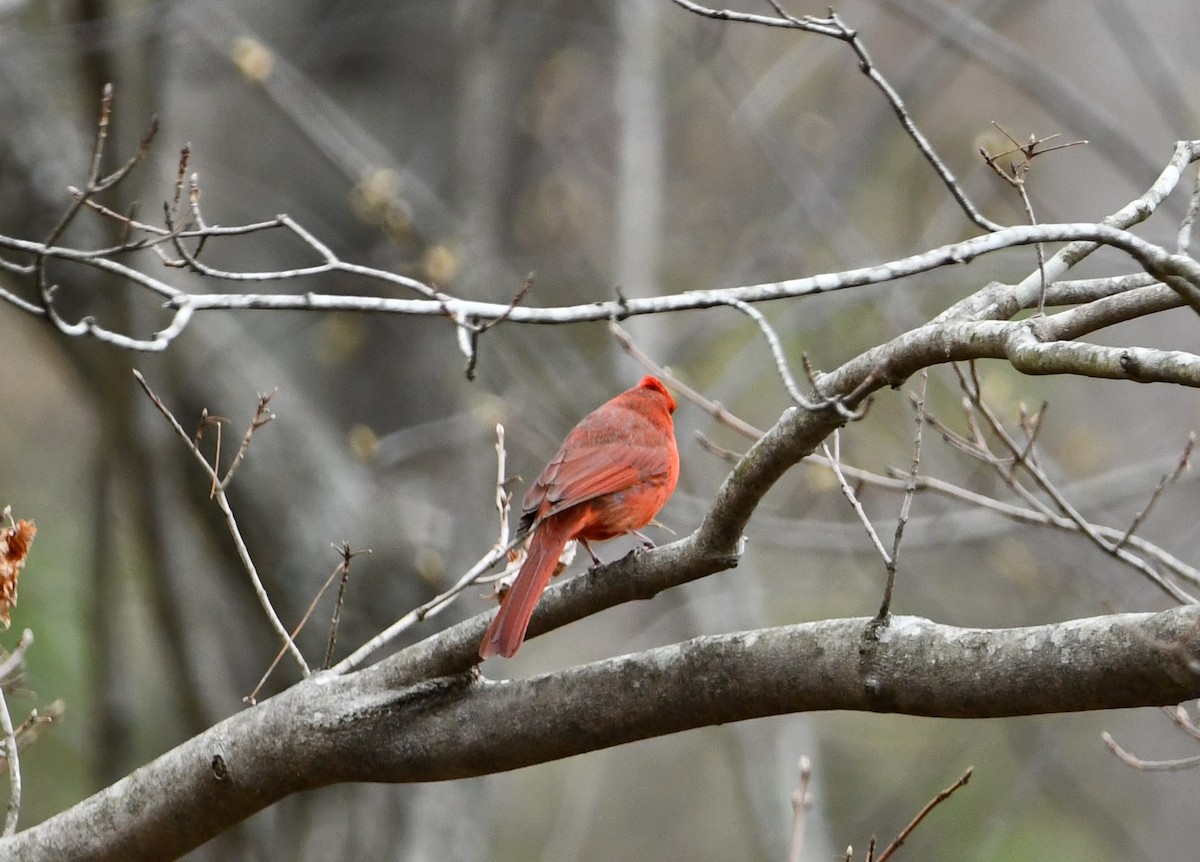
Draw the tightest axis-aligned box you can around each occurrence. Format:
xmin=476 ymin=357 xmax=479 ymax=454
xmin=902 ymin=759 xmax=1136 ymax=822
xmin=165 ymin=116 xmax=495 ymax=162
xmin=479 ymin=375 xmax=680 ymax=659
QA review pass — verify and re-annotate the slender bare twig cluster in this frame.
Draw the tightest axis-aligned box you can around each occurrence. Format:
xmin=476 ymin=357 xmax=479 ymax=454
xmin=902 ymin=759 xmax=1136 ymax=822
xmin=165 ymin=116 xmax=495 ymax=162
xmin=132 ymin=372 xmax=309 ymax=684
xmin=130 ymin=369 xmax=529 ymax=685
xmin=980 ymin=123 xmax=1089 ymax=312
xmin=927 ymin=362 xmax=1198 ymax=603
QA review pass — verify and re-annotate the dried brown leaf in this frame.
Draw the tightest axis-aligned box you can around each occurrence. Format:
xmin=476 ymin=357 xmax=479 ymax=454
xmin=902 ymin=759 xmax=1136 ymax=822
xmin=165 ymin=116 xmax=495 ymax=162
xmin=0 ymin=518 xmax=36 ymax=629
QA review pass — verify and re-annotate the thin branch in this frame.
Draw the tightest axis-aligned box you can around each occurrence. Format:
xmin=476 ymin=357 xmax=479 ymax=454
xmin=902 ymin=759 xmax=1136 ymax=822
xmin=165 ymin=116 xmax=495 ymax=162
xmin=1101 ymin=731 xmax=1200 ymax=772
xmin=460 ymin=273 xmax=533 ymax=380
xmin=494 ymin=423 xmax=514 ymax=550
xmin=951 ymin=365 xmax=1197 ymax=604
xmin=875 ymin=767 xmax=972 ymax=862
xmin=330 ymin=535 xmax=524 ymax=676
xmin=1164 ymin=702 xmax=1200 ymax=740
xmin=695 ymin=431 xmax=744 ymax=463
xmin=0 ymin=630 xmax=29 ymax=838
xmin=669 ymin=0 xmax=841 ymax=35
xmin=672 ymin=1 xmax=999 ymax=230
xmin=33 ymin=85 xmax=160 ymax=346
xmin=219 ymin=389 xmax=277 ymax=491
xmin=1019 ymin=183 xmax=1048 ymax=314
xmin=624 ymin=318 xmax=1200 ymax=595
xmin=823 ymin=432 xmax=893 ymax=567
xmin=611 ymin=321 xmax=766 ymax=439
xmin=323 ymin=543 xmax=368 ymax=670
xmin=788 ymin=755 xmax=813 ymax=862
xmin=980 ymin=124 xmax=1087 ymax=314
xmin=0 ymin=684 xmax=18 ymax=837
xmin=1 ymin=702 xmax=63 ymax=762
xmin=0 ymin=630 xmax=33 ymax=686
xmin=248 ymin=544 xmax=369 ymax=704
xmin=890 ymin=468 xmax=1200 ymax=589
xmin=1116 ymin=432 xmax=1194 ymax=550
xmin=44 ymin=84 xmax=114 ymax=249
xmin=329 ymin=423 xmax=520 ymax=674
xmin=879 ymin=371 xmax=927 ymax=620
xmin=3 ymin=85 xmax=1196 ymax=354
xmin=132 ymin=370 xmax=310 ymax=677
xmin=714 ymin=298 xmax=812 ymax=407
xmin=8 ymin=211 xmax=1200 ymax=353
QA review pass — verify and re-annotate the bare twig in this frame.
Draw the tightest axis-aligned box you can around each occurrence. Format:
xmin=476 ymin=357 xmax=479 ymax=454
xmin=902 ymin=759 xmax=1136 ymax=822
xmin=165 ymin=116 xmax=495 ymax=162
xmin=330 ymin=535 xmax=524 ymax=675
xmin=695 ymin=431 xmax=744 ymax=464
xmin=2 ymin=701 xmax=63 ymax=760
xmin=329 ymin=423 xmax=521 ymax=674
xmin=1101 ymin=731 xmax=1200 ymax=772
xmin=33 ymin=85 xmax=161 ymax=347
xmin=823 ymin=431 xmax=892 ymax=567
xmin=1164 ymin=702 xmax=1200 ymax=740
xmin=788 ymin=755 xmax=813 ymax=862
xmin=0 ymin=631 xmax=33 ymax=687
xmin=494 ymin=424 xmax=514 ymax=549
xmin=8 ymin=211 xmax=1200 ymax=352
xmin=459 ymin=273 xmax=533 ymax=380
xmin=246 ymin=543 xmax=370 ymax=702
xmin=324 ymin=542 xmax=369 ymax=669
xmin=194 ymin=410 xmax=226 ymax=498
xmin=132 ymin=370 xmax=310 ymax=678
xmin=0 ymin=630 xmax=29 ymax=837
xmin=1018 ymin=184 xmax=1047 ymax=314
xmin=1116 ymin=432 xmax=1194 ymax=550
xmin=951 ymin=363 xmax=1197 ymax=604
xmin=219 ymin=389 xmax=277 ymax=491
xmin=672 ymin=1 xmax=999 ymax=231
xmin=980 ymin=124 xmax=1087 ymax=313
xmin=879 ymin=466 xmax=1200 ymax=588
xmin=670 ymin=0 xmax=842 ymax=34
xmin=3 ymin=89 xmax=1198 ymax=354
xmin=612 ymin=321 xmax=765 ymax=439
xmin=43 ymin=85 xmax=158 ymax=248
xmin=875 ymin=767 xmax=972 ymax=862
xmin=0 ymin=685 xmax=18 ymax=837
xmin=878 ymin=372 xmax=927 ymax=620
xmin=714 ymin=298 xmax=813 ymax=407
xmin=626 ymin=319 xmax=1200 ymax=597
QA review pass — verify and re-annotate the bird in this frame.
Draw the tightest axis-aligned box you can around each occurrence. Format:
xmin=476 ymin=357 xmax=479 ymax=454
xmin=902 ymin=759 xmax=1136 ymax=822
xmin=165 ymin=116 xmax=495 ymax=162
xmin=479 ymin=375 xmax=680 ymax=659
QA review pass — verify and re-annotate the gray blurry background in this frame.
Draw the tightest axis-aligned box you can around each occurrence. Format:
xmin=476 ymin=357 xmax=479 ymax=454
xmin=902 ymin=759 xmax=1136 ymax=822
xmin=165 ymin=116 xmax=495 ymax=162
xmin=1 ymin=1 xmax=1199 ymax=859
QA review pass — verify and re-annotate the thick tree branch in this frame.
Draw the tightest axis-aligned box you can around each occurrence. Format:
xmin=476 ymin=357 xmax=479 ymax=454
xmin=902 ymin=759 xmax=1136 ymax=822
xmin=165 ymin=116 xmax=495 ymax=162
xmin=6 ymin=606 xmax=1198 ymax=862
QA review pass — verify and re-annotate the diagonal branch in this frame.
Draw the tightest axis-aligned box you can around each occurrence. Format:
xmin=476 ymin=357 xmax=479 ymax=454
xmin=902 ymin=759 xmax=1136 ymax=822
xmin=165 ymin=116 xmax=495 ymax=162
xmin=131 ymin=371 xmax=310 ymax=677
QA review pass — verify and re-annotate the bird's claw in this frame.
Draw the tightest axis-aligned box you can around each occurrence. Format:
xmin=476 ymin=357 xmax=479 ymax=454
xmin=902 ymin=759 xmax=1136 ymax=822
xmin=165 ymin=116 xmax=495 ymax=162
xmin=630 ymin=528 xmax=657 ymax=549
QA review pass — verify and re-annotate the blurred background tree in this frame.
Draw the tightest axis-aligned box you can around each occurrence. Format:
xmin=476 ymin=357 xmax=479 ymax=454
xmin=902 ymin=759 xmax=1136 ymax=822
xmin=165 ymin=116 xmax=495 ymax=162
xmin=1 ymin=0 xmax=1198 ymax=859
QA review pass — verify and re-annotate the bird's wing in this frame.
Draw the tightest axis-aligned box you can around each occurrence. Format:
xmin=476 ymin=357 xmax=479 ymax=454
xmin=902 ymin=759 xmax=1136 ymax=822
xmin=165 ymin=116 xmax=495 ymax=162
xmin=524 ymin=441 xmax=671 ymax=522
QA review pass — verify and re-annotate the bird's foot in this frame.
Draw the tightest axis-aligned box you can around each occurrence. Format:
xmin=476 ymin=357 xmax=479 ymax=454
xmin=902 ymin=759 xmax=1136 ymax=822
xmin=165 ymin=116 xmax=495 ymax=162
xmin=579 ymin=538 xmax=603 ymax=566
xmin=631 ymin=528 xmax=656 ymax=549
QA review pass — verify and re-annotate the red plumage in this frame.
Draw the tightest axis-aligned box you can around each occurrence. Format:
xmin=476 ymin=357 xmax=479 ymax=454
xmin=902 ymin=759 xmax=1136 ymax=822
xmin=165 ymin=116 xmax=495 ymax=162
xmin=479 ymin=375 xmax=680 ymax=659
